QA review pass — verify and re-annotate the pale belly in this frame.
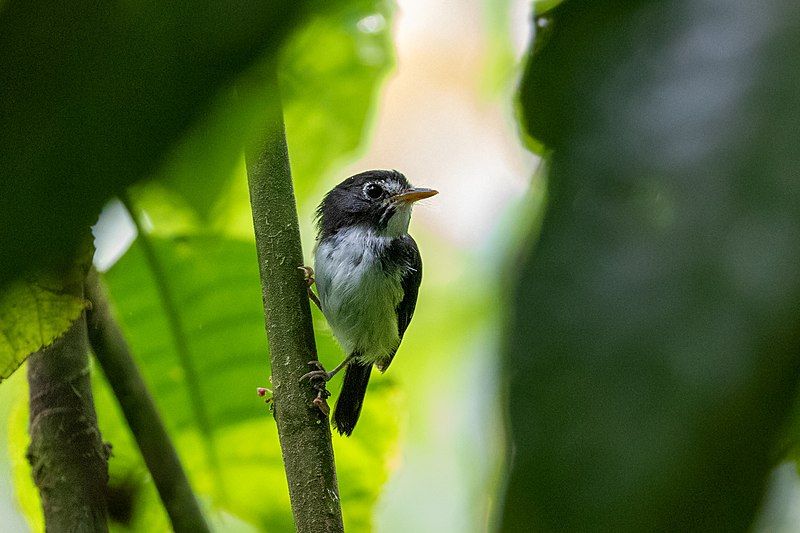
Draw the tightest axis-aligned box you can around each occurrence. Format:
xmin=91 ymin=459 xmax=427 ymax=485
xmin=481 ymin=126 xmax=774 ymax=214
xmin=315 ymin=229 xmax=403 ymax=364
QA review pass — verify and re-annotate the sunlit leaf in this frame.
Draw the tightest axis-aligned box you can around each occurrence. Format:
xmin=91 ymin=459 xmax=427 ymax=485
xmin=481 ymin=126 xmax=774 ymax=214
xmin=8 ymin=389 xmax=42 ymax=532
xmin=0 ymin=278 xmax=87 ymax=382
xmin=504 ymin=0 xmax=800 ymax=531
xmin=282 ymin=1 xmax=395 ymax=202
xmin=96 ymin=234 xmax=400 ymax=529
xmin=0 ymin=372 xmax=29 ymax=532
xmin=140 ymin=0 xmax=395 ymax=233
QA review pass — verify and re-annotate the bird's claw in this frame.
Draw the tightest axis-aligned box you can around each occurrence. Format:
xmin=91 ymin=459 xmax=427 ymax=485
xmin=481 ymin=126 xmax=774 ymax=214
xmin=298 ymin=266 xmax=315 ymax=287
xmin=307 ymin=359 xmax=325 ymax=371
xmin=299 ymin=267 xmax=322 ymax=310
xmin=300 ymin=369 xmax=330 ymax=386
xmin=300 ymin=361 xmax=331 ymax=391
xmin=300 ymin=361 xmax=331 ymax=415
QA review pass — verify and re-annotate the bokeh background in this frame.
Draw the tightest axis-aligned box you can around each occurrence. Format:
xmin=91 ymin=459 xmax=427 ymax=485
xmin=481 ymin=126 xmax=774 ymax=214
xmin=1 ymin=0 xmax=538 ymax=531
xmin=3 ymin=0 xmax=800 ymax=531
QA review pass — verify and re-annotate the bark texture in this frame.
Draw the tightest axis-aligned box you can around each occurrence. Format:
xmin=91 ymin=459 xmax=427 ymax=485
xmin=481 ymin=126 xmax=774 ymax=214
xmin=27 ymin=273 xmax=109 ymax=532
xmin=244 ymin=71 xmax=345 ymax=533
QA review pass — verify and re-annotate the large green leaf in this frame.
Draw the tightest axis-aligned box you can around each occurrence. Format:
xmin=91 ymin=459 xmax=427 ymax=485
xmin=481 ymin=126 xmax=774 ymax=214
xmin=0 ymin=277 xmax=87 ymax=382
xmin=90 ymin=234 xmax=400 ymax=530
xmin=282 ymin=1 xmax=395 ymax=202
xmin=504 ymin=0 xmax=800 ymax=531
xmin=0 ymin=0 xmax=347 ymax=286
xmin=143 ymin=1 xmax=395 ymax=230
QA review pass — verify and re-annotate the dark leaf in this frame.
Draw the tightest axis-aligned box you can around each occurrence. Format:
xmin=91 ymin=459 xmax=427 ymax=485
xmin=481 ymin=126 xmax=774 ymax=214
xmin=0 ymin=0 xmax=324 ymax=284
xmin=504 ymin=1 xmax=800 ymax=531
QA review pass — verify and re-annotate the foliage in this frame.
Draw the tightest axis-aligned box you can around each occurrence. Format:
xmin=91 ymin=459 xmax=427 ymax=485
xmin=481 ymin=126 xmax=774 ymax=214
xmin=11 ymin=235 xmax=401 ymax=530
xmin=4 ymin=0 xmax=400 ymax=529
xmin=0 ymin=278 xmax=87 ymax=381
xmin=282 ymin=2 xmax=394 ymax=202
xmin=0 ymin=0 xmax=350 ymax=286
xmin=503 ymin=0 xmax=800 ymax=531
xmin=136 ymin=0 xmax=395 ymax=231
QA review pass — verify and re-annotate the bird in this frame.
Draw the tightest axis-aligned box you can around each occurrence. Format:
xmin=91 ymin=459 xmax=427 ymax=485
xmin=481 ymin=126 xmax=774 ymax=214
xmin=300 ymin=169 xmax=437 ymax=436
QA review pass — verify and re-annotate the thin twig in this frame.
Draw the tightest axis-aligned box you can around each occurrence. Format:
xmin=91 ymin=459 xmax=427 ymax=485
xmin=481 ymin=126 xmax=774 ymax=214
xmin=85 ymin=268 xmax=210 ymax=533
xmin=118 ymin=192 xmax=226 ymax=501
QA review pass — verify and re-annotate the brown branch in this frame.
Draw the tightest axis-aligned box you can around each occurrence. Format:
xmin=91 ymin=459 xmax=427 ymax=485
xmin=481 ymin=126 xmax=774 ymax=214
xmin=243 ymin=69 xmax=345 ymax=533
xmin=85 ymin=269 xmax=210 ymax=533
xmin=27 ymin=264 xmax=109 ymax=532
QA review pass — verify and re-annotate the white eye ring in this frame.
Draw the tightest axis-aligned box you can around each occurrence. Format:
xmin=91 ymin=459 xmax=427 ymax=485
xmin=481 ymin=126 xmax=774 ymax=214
xmin=364 ymin=182 xmax=383 ymax=199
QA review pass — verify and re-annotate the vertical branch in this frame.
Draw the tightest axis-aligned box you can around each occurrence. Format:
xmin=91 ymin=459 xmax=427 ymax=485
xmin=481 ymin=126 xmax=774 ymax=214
xmin=27 ymin=263 xmax=109 ymax=532
xmin=85 ymin=269 xmax=210 ymax=533
xmin=243 ymin=70 xmax=344 ymax=533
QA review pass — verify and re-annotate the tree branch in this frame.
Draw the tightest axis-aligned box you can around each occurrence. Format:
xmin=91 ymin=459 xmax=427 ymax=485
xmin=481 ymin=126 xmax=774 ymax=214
xmin=27 ymin=263 xmax=109 ymax=532
xmin=85 ymin=268 xmax=210 ymax=533
xmin=243 ymin=70 xmax=344 ymax=533
xmin=118 ymin=191 xmax=226 ymax=501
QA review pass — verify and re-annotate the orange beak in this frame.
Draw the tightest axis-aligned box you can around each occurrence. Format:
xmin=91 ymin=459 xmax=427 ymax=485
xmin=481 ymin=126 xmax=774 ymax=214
xmin=392 ymin=187 xmax=439 ymax=204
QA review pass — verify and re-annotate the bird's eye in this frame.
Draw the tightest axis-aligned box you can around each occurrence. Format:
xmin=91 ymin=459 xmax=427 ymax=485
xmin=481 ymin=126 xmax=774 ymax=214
xmin=364 ymin=183 xmax=383 ymax=199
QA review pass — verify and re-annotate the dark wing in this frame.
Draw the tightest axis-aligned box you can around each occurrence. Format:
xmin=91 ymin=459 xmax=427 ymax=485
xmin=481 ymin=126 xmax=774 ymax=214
xmin=377 ymin=235 xmax=422 ymax=373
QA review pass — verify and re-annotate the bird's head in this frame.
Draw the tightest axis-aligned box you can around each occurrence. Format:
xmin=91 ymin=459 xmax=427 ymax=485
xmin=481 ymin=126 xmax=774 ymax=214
xmin=317 ymin=170 xmax=437 ymax=239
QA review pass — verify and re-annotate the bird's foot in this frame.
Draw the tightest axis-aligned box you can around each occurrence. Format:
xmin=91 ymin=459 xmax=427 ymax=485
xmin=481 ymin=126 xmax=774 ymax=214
xmin=300 ymin=361 xmax=332 ymax=393
xmin=298 ymin=266 xmax=322 ymax=310
xmin=300 ymin=361 xmax=332 ymax=415
xmin=299 ymin=266 xmax=316 ymax=286
xmin=300 ymin=369 xmax=332 ymax=388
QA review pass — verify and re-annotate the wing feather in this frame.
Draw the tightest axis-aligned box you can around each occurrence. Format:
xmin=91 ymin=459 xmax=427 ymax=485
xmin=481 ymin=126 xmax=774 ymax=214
xmin=377 ymin=235 xmax=422 ymax=372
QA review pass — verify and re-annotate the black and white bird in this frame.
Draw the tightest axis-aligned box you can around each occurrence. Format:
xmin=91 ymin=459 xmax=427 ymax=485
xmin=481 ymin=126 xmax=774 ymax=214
xmin=302 ymin=170 xmax=437 ymax=436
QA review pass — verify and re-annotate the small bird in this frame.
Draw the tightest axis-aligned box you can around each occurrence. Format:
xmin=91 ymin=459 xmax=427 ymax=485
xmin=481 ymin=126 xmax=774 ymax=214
xmin=301 ymin=169 xmax=437 ymax=436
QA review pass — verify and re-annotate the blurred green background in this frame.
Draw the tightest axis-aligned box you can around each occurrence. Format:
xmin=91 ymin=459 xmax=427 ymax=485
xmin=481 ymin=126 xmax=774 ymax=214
xmin=4 ymin=0 xmax=800 ymax=531
xmin=1 ymin=0 xmax=534 ymax=530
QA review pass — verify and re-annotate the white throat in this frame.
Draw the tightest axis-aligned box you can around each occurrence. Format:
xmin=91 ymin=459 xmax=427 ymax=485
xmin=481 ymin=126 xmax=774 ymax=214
xmin=383 ymin=203 xmax=412 ymax=237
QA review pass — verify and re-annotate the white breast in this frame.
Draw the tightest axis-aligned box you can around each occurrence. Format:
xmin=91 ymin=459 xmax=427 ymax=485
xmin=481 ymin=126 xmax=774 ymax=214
xmin=314 ymin=226 xmax=403 ymax=363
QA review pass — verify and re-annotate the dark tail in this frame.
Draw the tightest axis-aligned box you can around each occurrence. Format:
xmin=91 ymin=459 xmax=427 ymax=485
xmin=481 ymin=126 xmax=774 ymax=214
xmin=333 ymin=361 xmax=371 ymax=436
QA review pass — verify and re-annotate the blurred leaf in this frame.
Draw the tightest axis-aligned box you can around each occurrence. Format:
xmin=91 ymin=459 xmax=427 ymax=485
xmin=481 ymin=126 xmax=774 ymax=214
xmin=8 ymin=367 xmax=265 ymax=532
xmin=8 ymin=390 xmax=43 ymax=532
xmin=504 ymin=0 xmax=800 ymax=531
xmin=0 ymin=371 xmax=27 ymax=531
xmin=106 ymin=237 xmax=266 ymax=432
xmin=0 ymin=0 xmax=342 ymax=286
xmin=144 ymin=1 xmax=395 ymax=229
xmin=149 ymin=86 xmax=272 ymax=225
xmin=282 ymin=1 xmax=395 ymax=202
xmin=533 ymin=0 xmax=564 ymax=15
xmin=93 ymin=234 xmax=400 ymax=529
xmin=0 ymin=278 xmax=87 ymax=382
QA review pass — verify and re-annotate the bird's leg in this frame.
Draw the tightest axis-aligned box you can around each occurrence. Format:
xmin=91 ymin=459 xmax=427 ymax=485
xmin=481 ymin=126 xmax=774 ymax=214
xmin=300 ymin=356 xmax=355 ymax=417
xmin=300 ymin=354 xmax=354 ymax=386
xmin=298 ymin=266 xmax=322 ymax=310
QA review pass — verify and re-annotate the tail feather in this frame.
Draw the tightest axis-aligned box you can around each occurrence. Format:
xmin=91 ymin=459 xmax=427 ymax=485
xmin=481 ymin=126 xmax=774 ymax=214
xmin=333 ymin=361 xmax=371 ymax=436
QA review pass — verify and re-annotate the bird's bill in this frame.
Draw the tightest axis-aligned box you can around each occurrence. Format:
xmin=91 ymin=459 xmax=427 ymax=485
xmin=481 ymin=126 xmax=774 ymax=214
xmin=392 ymin=188 xmax=439 ymax=204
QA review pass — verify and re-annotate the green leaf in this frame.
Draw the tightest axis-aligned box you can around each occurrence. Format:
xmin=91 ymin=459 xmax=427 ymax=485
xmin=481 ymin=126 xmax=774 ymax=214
xmin=0 ymin=278 xmax=86 ymax=381
xmin=504 ymin=0 xmax=800 ymax=531
xmin=96 ymin=234 xmax=400 ymax=529
xmin=0 ymin=0 xmax=346 ymax=285
xmin=8 ymin=389 xmax=43 ymax=532
xmin=141 ymin=1 xmax=395 ymax=228
xmin=282 ymin=1 xmax=395 ymax=202
xmin=0 ymin=372 xmax=28 ymax=531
